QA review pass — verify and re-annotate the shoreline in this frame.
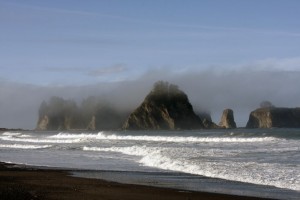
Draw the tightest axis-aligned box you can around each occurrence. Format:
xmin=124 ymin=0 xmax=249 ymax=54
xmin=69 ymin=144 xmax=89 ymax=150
xmin=0 ymin=162 xmax=276 ymax=200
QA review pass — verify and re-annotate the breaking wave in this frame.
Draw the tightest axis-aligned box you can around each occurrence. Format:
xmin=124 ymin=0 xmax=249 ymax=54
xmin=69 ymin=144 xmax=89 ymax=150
xmin=83 ymin=145 xmax=300 ymax=191
xmin=2 ymin=132 xmax=22 ymax=136
xmin=51 ymin=132 xmax=278 ymax=143
xmin=0 ymin=132 xmax=82 ymax=144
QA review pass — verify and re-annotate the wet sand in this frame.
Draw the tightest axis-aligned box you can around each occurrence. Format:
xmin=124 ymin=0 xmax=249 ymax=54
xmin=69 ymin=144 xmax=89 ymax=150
xmin=0 ymin=162 xmax=275 ymax=200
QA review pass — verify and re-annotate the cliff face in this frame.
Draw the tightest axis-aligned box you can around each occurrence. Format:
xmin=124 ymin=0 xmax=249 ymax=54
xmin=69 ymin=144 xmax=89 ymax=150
xmin=219 ymin=109 xmax=237 ymax=129
xmin=123 ymin=81 xmax=204 ymax=130
xmin=246 ymin=107 xmax=300 ymax=128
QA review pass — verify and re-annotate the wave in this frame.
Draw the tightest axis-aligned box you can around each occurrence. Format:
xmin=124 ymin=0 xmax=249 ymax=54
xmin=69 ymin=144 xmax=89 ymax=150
xmin=225 ymin=129 xmax=300 ymax=140
xmin=0 ymin=144 xmax=52 ymax=149
xmin=48 ymin=132 xmax=105 ymax=139
xmin=0 ymin=133 xmax=82 ymax=144
xmin=52 ymin=132 xmax=278 ymax=143
xmin=2 ymin=132 xmax=22 ymax=136
xmin=83 ymin=145 xmax=300 ymax=191
xmin=0 ymin=137 xmax=82 ymax=144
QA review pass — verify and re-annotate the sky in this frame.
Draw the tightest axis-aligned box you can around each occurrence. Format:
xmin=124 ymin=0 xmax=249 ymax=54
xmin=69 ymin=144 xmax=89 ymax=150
xmin=1 ymin=0 xmax=300 ymax=129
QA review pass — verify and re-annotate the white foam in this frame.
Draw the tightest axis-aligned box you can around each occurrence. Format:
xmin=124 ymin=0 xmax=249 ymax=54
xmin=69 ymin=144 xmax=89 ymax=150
xmin=2 ymin=132 xmax=22 ymax=136
xmin=54 ymin=132 xmax=277 ymax=143
xmin=83 ymin=146 xmax=146 ymax=156
xmin=0 ymin=135 xmax=82 ymax=143
xmin=83 ymin=145 xmax=300 ymax=191
xmin=48 ymin=132 xmax=104 ymax=139
xmin=0 ymin=144 xmax=52 ymax=149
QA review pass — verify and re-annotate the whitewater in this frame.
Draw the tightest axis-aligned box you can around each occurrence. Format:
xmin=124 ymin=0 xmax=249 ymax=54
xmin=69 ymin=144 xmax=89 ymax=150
xmin=1 ymin=129 xmax=299 ymax=199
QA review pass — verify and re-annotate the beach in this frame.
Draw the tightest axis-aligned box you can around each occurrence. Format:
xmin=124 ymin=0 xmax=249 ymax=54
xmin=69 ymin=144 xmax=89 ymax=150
xmin=0 ymin=162 xmax=276 ymax=200
xmin=1 ymin=130 xmax=299 ymax=199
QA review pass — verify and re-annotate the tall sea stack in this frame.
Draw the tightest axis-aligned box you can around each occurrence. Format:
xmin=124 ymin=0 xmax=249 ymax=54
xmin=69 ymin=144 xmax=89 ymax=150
xmin=219 ymin=109 xmax=237 ymax=129
xmin=123 ymin=81 xmax=204 ymax=130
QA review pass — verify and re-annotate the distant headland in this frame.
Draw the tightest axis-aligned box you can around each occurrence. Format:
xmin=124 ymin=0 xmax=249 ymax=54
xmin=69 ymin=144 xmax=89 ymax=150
xmin=35 ymin=81 xmax=300 ymax=131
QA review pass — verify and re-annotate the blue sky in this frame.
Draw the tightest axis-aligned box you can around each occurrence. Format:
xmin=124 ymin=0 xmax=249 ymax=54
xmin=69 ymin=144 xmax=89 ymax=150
xmin=1 ymin=0 xmax=300 ymax=85
xmin=1 ymin=0 xmax=300 ymax=129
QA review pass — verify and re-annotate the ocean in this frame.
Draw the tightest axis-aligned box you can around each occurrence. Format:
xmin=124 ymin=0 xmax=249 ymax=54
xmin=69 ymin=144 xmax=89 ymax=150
xmin=0 ymin=129 xmax=299 ymax=199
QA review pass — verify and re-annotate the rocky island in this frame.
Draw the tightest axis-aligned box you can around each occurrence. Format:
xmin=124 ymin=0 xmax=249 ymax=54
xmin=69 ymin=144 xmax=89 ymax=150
xmin=246 ymin=107 xmax=300 ymax=128
xmin=122 ymin=81 xmax=204 ymax=130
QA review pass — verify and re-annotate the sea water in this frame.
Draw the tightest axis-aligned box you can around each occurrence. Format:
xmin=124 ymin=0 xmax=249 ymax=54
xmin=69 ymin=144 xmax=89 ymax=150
xmin=0 ymin=129 xmax=299 ymax=199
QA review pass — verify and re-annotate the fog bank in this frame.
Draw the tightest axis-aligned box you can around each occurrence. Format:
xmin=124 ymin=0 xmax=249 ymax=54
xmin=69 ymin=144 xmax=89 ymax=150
xmin=1 ymin=69 xmax=300 ymax=129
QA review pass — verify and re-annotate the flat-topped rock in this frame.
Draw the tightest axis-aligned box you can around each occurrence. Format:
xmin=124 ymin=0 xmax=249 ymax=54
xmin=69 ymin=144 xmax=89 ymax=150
xmin=246 ymin=107 xmax=300 ymax=128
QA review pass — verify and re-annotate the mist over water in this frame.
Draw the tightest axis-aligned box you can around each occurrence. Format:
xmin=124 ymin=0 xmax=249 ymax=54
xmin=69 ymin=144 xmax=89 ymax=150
xmin=1 ymin=68 xmax=300 ymax=129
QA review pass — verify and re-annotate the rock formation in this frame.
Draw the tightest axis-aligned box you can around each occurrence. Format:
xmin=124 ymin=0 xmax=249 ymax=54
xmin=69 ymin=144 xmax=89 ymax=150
xmin=219 ymin=109 xmax=237 ymax=129
xmin=36 ymin=97 xmax=83 ymax=130
xmin=197 ymin=112 xmax=220 ymax=129
xmin=123 ymin=81 xmax=204 ymax=130
xmin=36 ymin=115 xmax=49 ymax=130
xmin=36 ymin=96 xmax=127 ymax=130
xmin=246 ymin=107 xmax=300 ymax=128
xmin=87 ymin=116 xmax=96 ymax=130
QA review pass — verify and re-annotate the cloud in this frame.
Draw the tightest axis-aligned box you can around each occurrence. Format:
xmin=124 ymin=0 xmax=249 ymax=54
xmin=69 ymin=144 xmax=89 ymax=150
xmin=87 ymin=64 xmax=127 ymax=77
xmin=44 ymin=64 xmax=128 ymax=79
xmin=250 ymin=57 xmax=300 ymax=71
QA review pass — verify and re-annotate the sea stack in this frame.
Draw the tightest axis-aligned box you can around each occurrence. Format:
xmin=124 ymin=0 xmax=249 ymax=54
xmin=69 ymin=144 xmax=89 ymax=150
xmin=123 ymin=81 xmax=204 ymax=130
xmin=246 ymin=107 xmax=300 ymax=128
xmin=36 ymin=96 xmax=127 ymax=131
xmin=218 ymin=109 xmax=237 ymax=129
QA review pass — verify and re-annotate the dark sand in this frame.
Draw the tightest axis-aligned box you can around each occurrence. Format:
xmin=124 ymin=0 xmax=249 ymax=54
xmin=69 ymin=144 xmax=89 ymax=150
xmin=0 ymin=162 xmax=275 ymax=200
